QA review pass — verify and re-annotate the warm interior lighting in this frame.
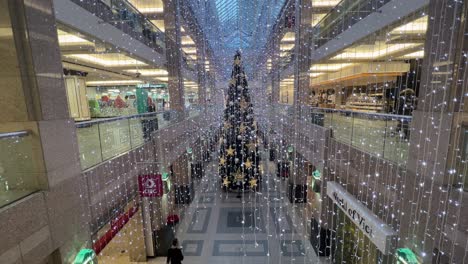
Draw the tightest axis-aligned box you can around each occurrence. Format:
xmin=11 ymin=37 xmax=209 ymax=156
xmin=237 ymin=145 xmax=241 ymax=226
xmin=57 ymin=30 xmax=93 ymax=46
xmin=401 ymin=50 xmax=425 ymax=58
xmin=125 ymin=69 xmax=168 ymax=76
xmin=331 ymin=43 xmax=421 ymax=60
xmin=311 ymin=0 xmax=341 ymax=7
xmin=66 ymin=54 xmax=147 ymax=67
xmin=137 ymin=7 xmax=163 ymax=13
xmin=127 ymin=0 xmax=164 ymax=13
xmin=151 ymin=20 xmax=165 ymax=32
xmin=310 ymin=72 xmax=324 ymax=78
xmin=182 ymin=36 xmax=195 ymax=45
xmin=391 ymin=16 xmax=428 ymax=34
xmin=312 ymin=13 xmax=327 ymax=26
xmin=155 ymin=77 xmax=169 ymax=82
xmin=280 ymin=44 xmax=295 ymax=51
xmin=310 ymin=63 xmax=354 ymax=72
xmin=182 ymin=47 xmax=197 ymax=54
xmin=86 ymin=80 xmax=143 ymax=86
xmin=281 ymin=32 xmax=295 ymax=42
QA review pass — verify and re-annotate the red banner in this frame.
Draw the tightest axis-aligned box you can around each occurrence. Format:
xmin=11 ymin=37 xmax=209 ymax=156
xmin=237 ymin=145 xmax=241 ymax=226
xmin=138 ymin=174 xmax=163 ymax=197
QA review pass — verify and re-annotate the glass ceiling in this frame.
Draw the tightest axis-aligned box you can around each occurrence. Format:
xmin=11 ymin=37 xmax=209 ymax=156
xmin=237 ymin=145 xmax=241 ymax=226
xmin=214 ymin=0 xmax=287 ymax=52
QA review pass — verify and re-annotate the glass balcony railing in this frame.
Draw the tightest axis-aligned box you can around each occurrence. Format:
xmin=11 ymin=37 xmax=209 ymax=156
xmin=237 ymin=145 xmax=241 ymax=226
xmin=76 ymin=111 xmax=180 ymax=170
xmin=280 ymin=49 xmax=295 ymax=69
xmin=0 ymin=131 xmax=39 ymax=208
xmin=274 ymin=104 xmax=411 ymax=164
xmin=187 ymin=105 xmax=203 ymax=118
xmin=313 ymin=0 xmax=392 ymax=48
xmin=71 ymin=0 xmax=165 ymax=52
xmin=182 ymin=54 xmax=198 ymax=72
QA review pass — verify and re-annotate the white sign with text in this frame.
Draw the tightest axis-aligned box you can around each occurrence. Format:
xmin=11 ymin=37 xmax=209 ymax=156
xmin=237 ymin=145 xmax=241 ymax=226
xmin=326 ymin=181 xmax=396 ymax=254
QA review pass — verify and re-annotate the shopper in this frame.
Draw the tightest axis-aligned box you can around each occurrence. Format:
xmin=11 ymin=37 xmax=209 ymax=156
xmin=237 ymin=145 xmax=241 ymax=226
xmin=167 ymin=238 xmax=184 ymax=264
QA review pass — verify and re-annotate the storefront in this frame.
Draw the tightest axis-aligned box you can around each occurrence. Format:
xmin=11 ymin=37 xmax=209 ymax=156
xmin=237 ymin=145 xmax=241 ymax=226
xmin=327 ymin=182 xmax=396 ymax=264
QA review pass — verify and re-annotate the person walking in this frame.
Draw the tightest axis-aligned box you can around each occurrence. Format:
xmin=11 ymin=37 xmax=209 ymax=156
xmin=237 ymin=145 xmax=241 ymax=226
xmin=167 ymin=238 xmax=184 ymax=264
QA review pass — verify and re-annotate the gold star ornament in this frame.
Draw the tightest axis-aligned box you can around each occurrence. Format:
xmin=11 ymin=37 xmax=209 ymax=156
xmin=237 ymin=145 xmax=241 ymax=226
xmin=226 ymin=146 xmax=235 ymax=156
xmin=247 ymin=142 xmax=257 ymax=152
xmin=222 ymin=177 xmax=231 ymax=187
xmin=239 ymin=124 xmax=246 ymax=134
xmin=240 ymin=99 xmax=248 ymax=110
xmin=249 ymin=178 xmax=258 ymax=188
xmin=244 ymin=159 xmax=253 ymax=169
xmin=234 ymin=169 xmax=244 ymax=180
xmin=219 ymin=157 xmax=226 ymax=166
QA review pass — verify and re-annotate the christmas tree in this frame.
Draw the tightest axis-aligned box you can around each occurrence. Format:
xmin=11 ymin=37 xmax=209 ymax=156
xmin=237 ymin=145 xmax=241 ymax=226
xmin=219 ymin=51 xmax=260 ymax=191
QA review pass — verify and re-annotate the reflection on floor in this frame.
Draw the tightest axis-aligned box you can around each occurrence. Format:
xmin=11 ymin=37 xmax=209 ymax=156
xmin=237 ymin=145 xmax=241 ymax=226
xmin=149 ymin=150 xmax=328 ymax=264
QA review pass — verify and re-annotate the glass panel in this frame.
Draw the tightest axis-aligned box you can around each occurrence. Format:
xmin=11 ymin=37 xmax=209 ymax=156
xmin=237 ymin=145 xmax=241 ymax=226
xmin=0 ymin=1 xmax=42 ymax=207
xmin=0 ymin=132 xmax=37 ymax=207
xmin=76 ymin=123 xmax=103 ymax=170
xmin=129 ymin=116 xmax=145 ymax=148
xmin=99 ymin=119 xmax=131 ymax=160
xmin=75 ymin=111 xmax=182 ymax=169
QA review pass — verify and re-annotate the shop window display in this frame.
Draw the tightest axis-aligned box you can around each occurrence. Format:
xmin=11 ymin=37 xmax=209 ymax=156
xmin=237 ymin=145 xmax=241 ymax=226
xmin=86 ymin=85 xmax=169 ymax=118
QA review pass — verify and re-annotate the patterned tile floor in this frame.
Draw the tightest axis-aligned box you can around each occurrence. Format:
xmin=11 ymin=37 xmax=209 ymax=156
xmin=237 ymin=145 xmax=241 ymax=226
xmin=148 ymin=149 xmax=330 ymax=264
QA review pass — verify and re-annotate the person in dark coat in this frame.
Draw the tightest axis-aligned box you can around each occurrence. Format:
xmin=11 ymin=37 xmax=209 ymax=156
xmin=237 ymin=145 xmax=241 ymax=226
xmin=167 ymin=238 xmax=184 ymax=264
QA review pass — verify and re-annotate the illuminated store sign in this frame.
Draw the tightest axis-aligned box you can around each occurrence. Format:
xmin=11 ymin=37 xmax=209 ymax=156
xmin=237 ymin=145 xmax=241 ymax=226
xmin=73 ymin=249 xmax=96 ymax=264
xmin=396 ymin=248 xmax=420 ymax=264
xmin=326 ymin=181 xmax=396 ymax=254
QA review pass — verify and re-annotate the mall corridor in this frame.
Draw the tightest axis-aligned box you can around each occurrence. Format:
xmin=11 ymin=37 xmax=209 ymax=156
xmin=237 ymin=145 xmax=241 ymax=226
xmin=1 ymin=0 xmax=468 ymax=263
xmin=151 ymin=150 xmax=323 ymax=264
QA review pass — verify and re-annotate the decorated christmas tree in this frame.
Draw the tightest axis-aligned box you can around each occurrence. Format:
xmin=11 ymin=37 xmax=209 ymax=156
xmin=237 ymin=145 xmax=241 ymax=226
xmin=219 ymin=52 xmax=260 ymax=191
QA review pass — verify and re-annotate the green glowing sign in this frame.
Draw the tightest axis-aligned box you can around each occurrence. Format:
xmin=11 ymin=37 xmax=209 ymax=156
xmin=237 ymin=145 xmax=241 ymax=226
xmin=396 ymin=248 xmax=420 ymax=264
xmin=162 ymin=172 xmax=169 ymax=181
xmin=73 ymin=249 xmax=96 ymax=264
xmin=287 ymin=146 xmax=294 ymax=153
xmin=187 ymin=147 xmax=193 ymax=154
xmin=312 ymin=170 xmax=321 ymax=180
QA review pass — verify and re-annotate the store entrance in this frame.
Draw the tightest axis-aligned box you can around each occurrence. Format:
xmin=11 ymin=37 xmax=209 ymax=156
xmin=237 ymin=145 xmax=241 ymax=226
xmin=333 ymin=205 xmax=384 ymax=264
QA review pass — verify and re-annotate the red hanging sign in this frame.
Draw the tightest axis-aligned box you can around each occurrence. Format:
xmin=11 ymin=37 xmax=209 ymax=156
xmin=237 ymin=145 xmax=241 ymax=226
xmin=138 ymin=174 xmax=163 ymax=197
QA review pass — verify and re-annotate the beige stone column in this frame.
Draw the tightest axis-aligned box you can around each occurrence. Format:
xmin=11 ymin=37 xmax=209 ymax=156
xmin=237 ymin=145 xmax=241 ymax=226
xmin=399 ymin=0 xmax=468 ymax=262
xmin=0 ymin=0 xmax=90 ymax=262
xmin=163 ymin=0 xmax=185 ymax=115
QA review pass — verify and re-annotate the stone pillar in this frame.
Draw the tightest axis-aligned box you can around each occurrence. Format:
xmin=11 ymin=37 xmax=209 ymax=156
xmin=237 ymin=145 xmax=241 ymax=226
xmin=0 ymin=0 xmax=90 ymax=262
xmin=196 ymin=43 xmax=207 ymax=106
xmin=163 ymin=0 xmax=185 ymax=115
xmin=271 ymin=34 xmax=281 ymax=104
xmin=172 ymin=153 xmax=192 ymax=204
xmin=400 ymin=1 xmax=468 ymax=263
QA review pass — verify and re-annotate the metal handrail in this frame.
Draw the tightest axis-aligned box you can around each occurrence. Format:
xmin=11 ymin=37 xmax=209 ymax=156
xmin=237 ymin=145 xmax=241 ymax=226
xmin=306 ymin=106 xmax=413 ymax=120
xmin=0 ymin=130 xmax=29 ymax=139
xmin=75 ymin=111 xmax=169 ymax=128
xmin=275 ymin=104 xmax=413 ymax=121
